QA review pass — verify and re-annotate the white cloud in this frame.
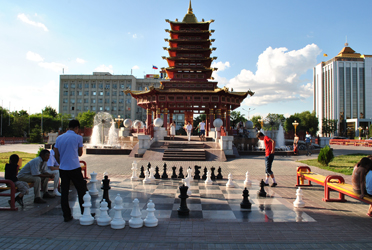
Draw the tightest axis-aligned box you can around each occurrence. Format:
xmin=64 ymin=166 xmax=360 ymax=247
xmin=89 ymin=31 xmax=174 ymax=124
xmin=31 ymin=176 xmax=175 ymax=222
xmin=17 ymin=13 xmax=48 ymax=32
xmin=76 ymin=58 xmax=86 ymax=64
xmin=26 ymin=51 xmax=43 ymax=62
xmin=212 ymin=61 xmax=230 ymax=71
xmin=216 ymin=44 xmax=321 ymax=107
xmin=132 ymin=65 xmax=139 ymax=70
xmin=132 ymin=34 xmax=138 ymax=39
xmin=94 ymin=64 xmax=113 ymax=74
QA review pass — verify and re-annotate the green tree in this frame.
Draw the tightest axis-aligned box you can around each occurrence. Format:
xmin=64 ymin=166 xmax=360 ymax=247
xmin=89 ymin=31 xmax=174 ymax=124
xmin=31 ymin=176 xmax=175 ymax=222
xmin=230 ymin=111 xmax=247 ymax=128
xmin=0 ymin=106 xmax=12 ymax=136
xmin=77 ymin=110 xmax=96 ymax=128
xmin=30 ymin=114 xmax=60 ymax=135
xmin=11 ymin=110 xmax=29 ymax=137
xmin=284 ymin=115 xmax=300 ymax=133
xmin=43 ymin=106 xmax=58 ymax=118
xmin=265 ymin=113 xmax=286 ymax=130
xmin=297 ymin=111 xmax=319 ymax=135
xmin=58 ymin=113 xmax=72 ymax=132
xmin=251 ymin=115 xmax=262 ymax=129
xmin=29 ymin=125 xmax=43 ymax=143
xmin=322 ymin=118 xmax=338 ymax=137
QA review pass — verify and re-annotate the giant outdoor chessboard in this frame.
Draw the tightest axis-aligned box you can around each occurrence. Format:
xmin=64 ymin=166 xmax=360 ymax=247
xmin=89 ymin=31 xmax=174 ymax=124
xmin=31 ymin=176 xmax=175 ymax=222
xmin=47 ymin=177 xmax=316 ymax=223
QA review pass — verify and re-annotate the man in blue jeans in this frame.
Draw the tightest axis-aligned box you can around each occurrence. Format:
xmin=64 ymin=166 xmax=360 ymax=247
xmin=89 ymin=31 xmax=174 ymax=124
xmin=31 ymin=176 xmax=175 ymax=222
xmin=54 ymin=120 xmax=87 ymax=222
xmin=257 ymin=132 xmax=277 ymax=187
xmin=305 ymin=131 xmax=312 ymax=156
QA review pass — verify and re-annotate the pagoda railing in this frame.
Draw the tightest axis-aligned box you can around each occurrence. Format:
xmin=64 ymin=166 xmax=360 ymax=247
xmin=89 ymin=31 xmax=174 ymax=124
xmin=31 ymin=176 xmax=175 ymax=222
xmin=145 ymin=124 xmax=154 ymax=138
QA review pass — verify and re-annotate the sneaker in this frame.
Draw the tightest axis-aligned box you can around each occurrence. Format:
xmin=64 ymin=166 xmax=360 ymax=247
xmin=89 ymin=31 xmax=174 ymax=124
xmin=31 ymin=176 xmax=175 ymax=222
xmin=34 ymin=197 xmax=47 ymax=204
xmin=43 ymin=192 xmax=55 ymax=199
xmin=53 ymin=190 xmax=61 ymax=197
xmin=15 ymin=196 xmax=24 ymax=207
xmin=263 ymin=183 xmax=269 ymax=186
xmin=271 ymin=183 xmax=277 ymax=187
xmin=64 ymin=216 xmax=73 ymax=222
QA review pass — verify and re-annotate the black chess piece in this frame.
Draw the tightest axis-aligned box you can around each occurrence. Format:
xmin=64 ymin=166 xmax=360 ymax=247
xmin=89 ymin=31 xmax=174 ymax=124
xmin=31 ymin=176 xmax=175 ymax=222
xmin=101 ymin=175 xmax=111 ymax=209
xmin=162 ymin=163 xmax=168 ymax=179
xmin=240 ymin=188 xmax=252 ymax=209
xmin=147 ymin=162 xmax=151 ymax=171
xmin=194 ymin=165 xmax=201 ymax=180
xmin=177 ymin=184 xmax=189 ymax=215
xmin=178 ymin=166 xmax=184 ymax=179
xmin=216 ymin=167 xmax=223 ymax=180
xmin=211 ymin=166 xmax=216 ymax=180
xmin=202 ymin=167 xmax=207 ymax=180
xmin=171 ymin=166 xmax=177 ymax=179
xmin=154 ymin=166 xmax=160 ymax=179
xmin=139 ymin=166 xmax=145 ymax=178
xmin=257 ymin=179 xmax=267 ymax=197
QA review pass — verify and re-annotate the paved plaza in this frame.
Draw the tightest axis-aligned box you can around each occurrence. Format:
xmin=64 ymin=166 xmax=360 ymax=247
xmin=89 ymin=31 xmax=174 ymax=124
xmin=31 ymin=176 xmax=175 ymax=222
xmin=0 ymin=144 xmax=372 ymax=249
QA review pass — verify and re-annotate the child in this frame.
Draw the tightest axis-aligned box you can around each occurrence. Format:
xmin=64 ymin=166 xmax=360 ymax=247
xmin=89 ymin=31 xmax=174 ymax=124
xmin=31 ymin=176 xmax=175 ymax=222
xmin=5 ymin=154 xmax=29 ymax=207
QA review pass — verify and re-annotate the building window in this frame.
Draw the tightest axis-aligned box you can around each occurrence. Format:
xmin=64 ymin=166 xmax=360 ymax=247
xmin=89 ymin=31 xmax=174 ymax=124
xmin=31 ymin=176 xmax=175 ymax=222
xmin=91 ymin=99 xmax=96 ymax=104
xmin=112 ymin=106 xmax=117 ymax=111
xmin=63 ymin=83 xmax=68 ymax=88
xmin=70 ymin=99 xmax=75 ymax=104
xmin=126 ymin=99 xmax=131 ymax=104
xmin=63 ymin=106 xmax=67 ymax=111
xmin=98 ymin=99 xmax=103 ymax=103
xmin=63 ymin=98 xmax=68 ymax=103
xmin=71 ymin=84 xmax=75 ymax=88
xmin=112 ymin=99 xmax=117 ymax=104
xmin=359 ymin=68 xmax=365 ymax=118
xmin=113 ymin=84 xmax=117 ymax=89
xmin=112 ymin=91 xmax=117 ymax=96
xmin=119 ymin=99 xmax=124 ymax=103
xmin=84 ymin=83 xmax=89 ymax=88
xmin=105 ymin=84 xmax=110 ymax=89
xmin=77 ymin=84 xmax=82 ymax=89
xmin=91 ymin=83 xmax=96 ymax=88
xmin=105 ymin=106 xmax=110 ymax=111
xmin=119 ymin=92 xmax=124 ymax=96
xmin=77 ymin=106 xmax=81 ymax=111
xmin=99 ymin=84 xmax=103 ymax=89
xmin=84 ymin=106 xmax=89 ymax=111
xmin=70 ymin=91 xmax=75 ymax=96
xmin=92 ymin=91 xmax=97 ymax=96
xmin=84 ymin=99 xmax=89 ymax=103
xmin=91 ymin=106 xmax=96 ymax=111
xmin=99 ymin=91 xmax=103 ymax=96
xmin=84 ymin=91 xmax=89 ymax=96
xmin=100 ymin=106 xmax=103 ymax=111
xmin=77 ymin=91 xmax=82 ymax=96
xmin=120 ymin=84 xmax=125 ymax=89
xmin=105 ymin=91 xmax=110 ymax=96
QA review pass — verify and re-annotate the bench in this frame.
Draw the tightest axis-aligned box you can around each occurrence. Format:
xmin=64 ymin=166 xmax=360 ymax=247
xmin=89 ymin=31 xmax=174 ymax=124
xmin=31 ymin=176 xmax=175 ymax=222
xmin=296 ymin=166 xmax=328 ymax=187
xmin=80 ymin=160 xmax=88 ymax=179
xmin=0 ymin=180 xmax=19 ymax=211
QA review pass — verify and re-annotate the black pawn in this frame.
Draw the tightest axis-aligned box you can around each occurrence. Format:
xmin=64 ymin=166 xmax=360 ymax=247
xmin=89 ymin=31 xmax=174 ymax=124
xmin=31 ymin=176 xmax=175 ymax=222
xmin=139 ymin=166 xmax=145 ymax=178
xmin=171 ymin=166 xmax=177 ymax=179
xmin=101 ymin=175 xmax=111 ymax=209
xmin=162 ymin=163 xmax=168 ymax=179
xmin=216 ymin=167 xmax=223 ymax=180
xmin=177 ymin=184 xmax=189 ymax=215
xmin=211 ymin=167 xmax=216 ymax=180
xmin=154 ymin=166 xmax=160 ymax=179
xmin=240 ymin=188 xmax=251 ymax=209
xmin=194 ymin=165 xmax=201 ymax=180
xmin=178 ymin=166 xmax=184 ymax=179
xmin=147 ymin=162 xmax=151 ymax=172
xmin=202 ymin=167 xmax=207 ymax=180
xmin=257 ymin=179 xmax=267 ymax=197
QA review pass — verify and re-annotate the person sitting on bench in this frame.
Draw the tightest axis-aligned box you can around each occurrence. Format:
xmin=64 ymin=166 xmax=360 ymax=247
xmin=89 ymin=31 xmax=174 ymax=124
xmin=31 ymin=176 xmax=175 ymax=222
xmin=352 ymin=157 xmax=372 ymax=199
xmin=17 ymin=150 xmax=55 ymax=204
xmin=364 ymin=156 xmax=372 ymax=217
xmin=4 ymin=154 xmax=29 ymax=207
xmin=46 ymin=144 xmax=61 ymax=197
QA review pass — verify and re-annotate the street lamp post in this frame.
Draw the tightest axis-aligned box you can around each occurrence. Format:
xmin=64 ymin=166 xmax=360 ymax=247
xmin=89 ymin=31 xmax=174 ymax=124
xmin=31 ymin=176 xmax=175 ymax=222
xmin=292 ymin=120 xmax=299 ymax=135
xmin=242 ymin=108 xmax=255 ymax=120
xmin=258 ymin=118 xmax=264 ymax=129
xmin=358 ymin=126 xmax=363 ymax=140
xmin=115 ymin=115 xmax=124 ymax=128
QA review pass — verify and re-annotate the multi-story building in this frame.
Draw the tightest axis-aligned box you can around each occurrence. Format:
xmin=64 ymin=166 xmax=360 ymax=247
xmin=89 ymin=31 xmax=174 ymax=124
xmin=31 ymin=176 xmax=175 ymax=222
xmin=313 ymin=43 xmax=372 ymax=137
xmin=59 ymin=72 xmax=161 ymax=122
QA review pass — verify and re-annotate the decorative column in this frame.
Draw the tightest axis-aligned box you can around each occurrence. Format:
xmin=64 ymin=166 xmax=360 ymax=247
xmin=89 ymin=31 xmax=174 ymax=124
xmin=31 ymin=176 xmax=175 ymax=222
xmin=205 ymin=113 xmax=209 ymax=136
xmin=163 ymin=108 xmax=168 ymax=132
xmin=146 ymin=108 xmax=152 ymax=130
xmin=226 ymin=109 xmax=231 ymax=131
xmin=216 ymin=108 xmax=221 ymax=119
xmin=156 ymin=108 xmax=161 ymax=118
xmin=221 ymin=110 xmax=226 ymax=127
xmin=169 ymin=110 xmax=173 ymax=124
xmin=209 ymin=108 xmax=214 ymax=129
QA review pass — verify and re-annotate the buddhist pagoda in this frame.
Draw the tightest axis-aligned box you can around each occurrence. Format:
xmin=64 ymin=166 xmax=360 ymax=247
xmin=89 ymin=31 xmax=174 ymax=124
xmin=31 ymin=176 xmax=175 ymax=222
xmin=125 ymin=1 xmax=254 ymax=135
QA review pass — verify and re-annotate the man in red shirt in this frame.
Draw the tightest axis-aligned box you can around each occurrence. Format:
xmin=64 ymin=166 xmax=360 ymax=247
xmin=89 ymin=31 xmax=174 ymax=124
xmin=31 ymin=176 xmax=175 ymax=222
xmin=257 ymin=132 xmax=277 ymax=187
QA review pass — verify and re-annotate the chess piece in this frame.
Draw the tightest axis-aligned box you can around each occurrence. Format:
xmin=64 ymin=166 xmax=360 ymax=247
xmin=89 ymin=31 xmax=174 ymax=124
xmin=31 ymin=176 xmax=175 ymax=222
xmin=171 ymin=166 xmax=177 ymax=179
xmin=80 ymin=191 xmax=94 ymax=225
xmin=240 ymin=188 xmax=252 ymax=209
xmin=139 ymin=166 xmax=145 ymax=178
xmin=154 ymin=166 xmax=160 ymax=179
xmin=205 ymin=171 xmax=213 ymax=185
xmin=147 ymin=162 xmax=151 ymax=172
xmin=162 ymin=163 xmax=168 ymax=179
xmin=110 ymin=194 xmax=125 ymax=229
xmin=97 ymin=199 xmax=111 ymax=226
xmin=177 ymin=184 xmax=189 ymax=215
xmin=202 ymin=167 xmax=207 ymax=180
xmin=226 ymin=173 xmax=235 ymax=188
xmin=131 ymin=161 xmax=139 ymax=181
xmin=194 ymin=165 xmax=201 ymax=180
xmin=295 ymin=209 xmax=304 ymax=222
xmin=129 ymin=198 xmax=143 ymax=228
xmin=144 ymin=200 xmax=158 ymax=227
xmin=211 ymin=167 xmax=216 ymax=180
xmin=216 ymin=167 xmax=223 ymax=180
xmin=243 ymin=171 xmax=252 ymax=187
xmin=293 ymin=187 xmax=305 ymax=208
xmin=186 ymin=167 xmax=192 ymax=181
xmin=89 ymin=172 xmax=99 ymax=196
xmin=183 ymin=178 xmax=192 ymax=196
xmin=143 ymin=170 xmax=153 ymax=184
xmin=178 ymin=166 xmax=184 ymax=179
xmin=101 ymin=175 xmax=111 ymax=209
xmin=149 ymin=166 xmax=156 ymax=180
xmin=257 ymin=179 xmax=267 ymax=197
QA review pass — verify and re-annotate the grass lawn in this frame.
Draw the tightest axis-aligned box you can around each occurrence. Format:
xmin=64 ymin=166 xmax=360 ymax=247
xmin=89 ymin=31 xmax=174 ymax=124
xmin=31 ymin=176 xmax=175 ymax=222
xmin=0 ymin=151 xmax=37 ymax=172
xmin=298 ymin=153 xmax=369 ymax=175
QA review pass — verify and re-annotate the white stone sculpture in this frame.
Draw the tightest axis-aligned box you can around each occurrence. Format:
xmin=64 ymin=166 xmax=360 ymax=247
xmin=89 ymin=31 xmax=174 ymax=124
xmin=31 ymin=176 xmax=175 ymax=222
xmin=131 ymin=161 xmax=139 ymax=181
xmin=89 ymin=172 xmax=99 ymax=196
xmin=226 ymin=173 xmax=235 ymax=188
xmin=97 ymin=199 xmax=111 ymax=226
xmin=243 ymin=171 xmax=252 ymax=187
xmin=144 ymin=200 xmax=158 ymax=227
xmin=205 ymin=171 xmax=213 ymax=185
xmin=129 ymin=198 xmax=143 ymax=228
xmin=110 ymin=194 xmax=125 ymax=229
xmin=80 ymin=191 xmax=94 ymax=226
xmin=293 ymin=187 xmax=305 ymax=208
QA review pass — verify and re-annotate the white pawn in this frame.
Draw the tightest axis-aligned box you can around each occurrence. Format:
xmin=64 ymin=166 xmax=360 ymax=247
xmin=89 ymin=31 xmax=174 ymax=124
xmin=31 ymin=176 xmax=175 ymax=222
xmin=205 ymin=171 xmax=213 ymax=185
xmin=183 ymin=178 xmax=192 ymax=196
xmin=226 ymin=173 xmax=235 ymax=188
xmin=97 ymin=199 xmax=111 ymax=226
xmin=111 ymin=194 xmax=125 ymax=229
xmin=143 ymin=170 xmax=153 ymax=184
xmin=131 ymin=161 xmax=139 ymax=181
xmin=243 ymin=171 xmax=252 ymax=187
xmin=129 ymin=198 xmax=143 ymax=228
xmin=186 ymin=167 xmax=193 ymax=181
xmin=149 ymin=166 xmax=156 ymax=180
xmin=89 ymin=172 xmax=99 ymax=196
xmin=293 ymin=187 xmax=305 ymax=208
xmin=80 ymin=191 xmax=94 ymax=225
xmin=144 ymin=200 xmax=158 ymax=227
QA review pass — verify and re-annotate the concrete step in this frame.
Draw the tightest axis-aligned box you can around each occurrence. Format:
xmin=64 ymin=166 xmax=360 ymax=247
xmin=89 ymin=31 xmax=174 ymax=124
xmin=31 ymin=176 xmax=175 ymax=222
xmin=162 ymin=149 xmax=206 ymax=161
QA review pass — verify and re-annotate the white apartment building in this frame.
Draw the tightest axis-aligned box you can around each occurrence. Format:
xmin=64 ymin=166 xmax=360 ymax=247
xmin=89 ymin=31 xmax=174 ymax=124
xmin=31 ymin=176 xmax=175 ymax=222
xmin=59 ymin=72 xmax=161 ymax=122
xmin=313 ymin=44 xmax=372 ymax=137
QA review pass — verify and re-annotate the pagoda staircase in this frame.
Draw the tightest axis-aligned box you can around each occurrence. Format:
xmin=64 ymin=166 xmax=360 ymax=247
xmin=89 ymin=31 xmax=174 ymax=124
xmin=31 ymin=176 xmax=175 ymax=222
xmin=162 ymin=143 xmax=206 ymax=161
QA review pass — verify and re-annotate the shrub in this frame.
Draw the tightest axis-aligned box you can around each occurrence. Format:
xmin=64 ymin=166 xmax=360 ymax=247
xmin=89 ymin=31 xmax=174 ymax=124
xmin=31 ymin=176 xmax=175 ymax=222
xmin=36 ymin=146 xmax=44 ymax=157
xmin=28 ymin=125 xmax=43 ymax=143
xmin=318 ymin=145 xmax=334 ymax=166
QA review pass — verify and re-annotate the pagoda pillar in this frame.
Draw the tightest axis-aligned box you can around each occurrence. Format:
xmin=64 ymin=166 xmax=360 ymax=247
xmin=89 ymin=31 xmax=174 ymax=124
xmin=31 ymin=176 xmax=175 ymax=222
xmin=156 ymin=108 xmax=161 ymax=118
xmin=146 ymin=107 xmax=152 ymax=129
xmin=205 ymin=113 xmax=209 ymax=136
xmin=169 ymin=110 xmax=173 ymax=124
xmin=209 ymin=108 xmax=214 ymax=129
xmin=226 ymin=109 xmax=231 ymax=132
xmin=221 ymin=110 xmax=226 ymax=127
xmin=216 ymin=108 xmax=221 ymax=119
xmin=163 ymin=108 xmax=168 ymax=132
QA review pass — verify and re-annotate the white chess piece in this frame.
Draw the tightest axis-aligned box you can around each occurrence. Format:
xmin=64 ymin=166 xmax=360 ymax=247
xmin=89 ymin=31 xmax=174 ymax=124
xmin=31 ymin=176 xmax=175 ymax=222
xmin=183 ymin=178 xmax=192 ymax=196
xmin=111 ymin=194 xmax=125 ymax=229
xmin=129 ymin=198 xmax=143 ymax=228
xmin=144 ymin=200 xmax=158 ymax=227
xmin=131 ymin=161 xmax=139 ymax=181
xmin=293 ymin=187 xmax=305 ymax=208
xmin=205 ymin=171 xmax=213 ymax=185
xmin=243 ymin=171 xmax=252 ymax=187
xmin=89 ymin=172 xmax=99 ymax=196
xmin=149 ymin=166 xmax=156 ymax=180
xmin=80 ymin=191 xmax=94 ymax=225
xmin=143 ymin=170 xmax=153 ymax=184
xmin=186 ymin=167 xmax=193 ymax=181
xmin=97 ymin=199 xmax=112 ymax=226
xmin=226 ymin=173 xmax=235 ymax=188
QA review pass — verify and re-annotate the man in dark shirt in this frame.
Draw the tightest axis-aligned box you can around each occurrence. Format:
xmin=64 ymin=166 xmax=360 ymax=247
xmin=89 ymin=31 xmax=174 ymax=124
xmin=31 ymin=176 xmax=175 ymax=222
xmin=4 ymin=154 xmax=29 ymax=207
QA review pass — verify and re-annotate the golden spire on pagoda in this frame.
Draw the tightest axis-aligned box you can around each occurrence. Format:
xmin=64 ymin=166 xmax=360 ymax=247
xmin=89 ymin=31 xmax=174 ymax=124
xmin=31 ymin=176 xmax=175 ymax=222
xmin=188 ymin=0 xmax=193 ymax=14
xmin=182 ymin=0 xmax=198 ymax=23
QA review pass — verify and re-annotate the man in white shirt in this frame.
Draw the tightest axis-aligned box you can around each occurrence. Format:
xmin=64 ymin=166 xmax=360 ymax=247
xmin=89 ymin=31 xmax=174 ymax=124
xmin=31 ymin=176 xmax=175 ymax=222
xmin=185 ymin=121 xmax=193 ymax=142
xmin=46 ymin=144 xmax=61 ymax=196
xmin=199 ymin=120 xmax=206 ymax=141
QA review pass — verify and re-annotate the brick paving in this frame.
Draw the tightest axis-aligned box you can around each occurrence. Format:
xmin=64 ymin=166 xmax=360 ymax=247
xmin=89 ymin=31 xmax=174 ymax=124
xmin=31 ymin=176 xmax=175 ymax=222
xmin=0 ymin=144 xmax=372 ymax=249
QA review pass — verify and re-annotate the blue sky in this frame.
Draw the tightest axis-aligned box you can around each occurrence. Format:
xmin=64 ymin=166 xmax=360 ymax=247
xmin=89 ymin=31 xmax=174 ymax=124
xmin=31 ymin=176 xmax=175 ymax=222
xmin=1 ymin=0 xmax=371 ymax=119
